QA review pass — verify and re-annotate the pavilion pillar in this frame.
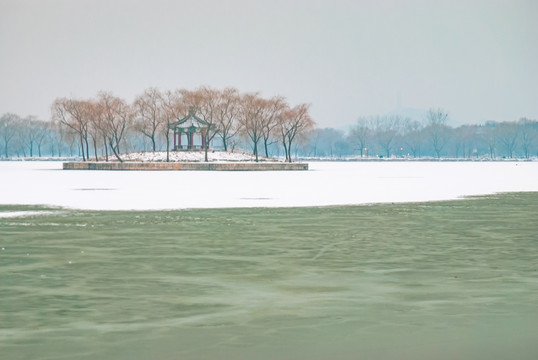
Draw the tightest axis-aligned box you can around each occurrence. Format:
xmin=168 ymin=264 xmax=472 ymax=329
xmin=173 ymin=129 xmax=177 ymax=150
xmin=202 ymin=134 xmax=206 ymax=149
xmin=189 ymin=132 xmax=194 ymax=149
xmin=178 ymin=132 xmax=182 ymax=149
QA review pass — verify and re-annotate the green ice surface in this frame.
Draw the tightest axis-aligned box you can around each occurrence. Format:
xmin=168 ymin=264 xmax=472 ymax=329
xmin=1 ymin=193 xmax=537 ymax=359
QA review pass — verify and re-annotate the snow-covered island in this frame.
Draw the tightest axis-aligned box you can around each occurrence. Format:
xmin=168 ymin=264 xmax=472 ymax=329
xmin=63 ymin=150 xmax=309 ymax=171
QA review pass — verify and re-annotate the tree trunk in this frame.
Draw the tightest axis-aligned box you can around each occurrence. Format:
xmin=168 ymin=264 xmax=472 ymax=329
xmin=79 ymin=134 xmax=86 ymax=161
xmin=114 ymin=137 xmax=121 ymax=159
xmin=110 ymin=139 xmax=123 ymax=162
xmin=264 ymin=138 xmax=269 ymax=158
xmin=287 ymin=139 xmax=293 ymax=163
xmin=166 ymin=132 xmax=170 ymax=162
xmin=103 ymin=138 xmax=109 ymax=162
xmin=253 ymin=141 xmax=259 ymax=162
xmin=204 ymin=134 xmax=209 ymax=162
xmin=84 ymin=136 xmax=90 ymax=160
xmin=93 ymin=137 xmax=99 ymax=161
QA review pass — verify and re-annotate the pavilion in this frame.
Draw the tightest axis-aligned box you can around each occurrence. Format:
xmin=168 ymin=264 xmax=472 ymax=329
xmin=170 ymin=108 xmax=211 ymax=150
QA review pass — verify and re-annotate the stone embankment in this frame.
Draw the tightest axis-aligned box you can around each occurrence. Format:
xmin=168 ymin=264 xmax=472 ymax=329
xmin=63 ymin=162 xmax=308 ymax=171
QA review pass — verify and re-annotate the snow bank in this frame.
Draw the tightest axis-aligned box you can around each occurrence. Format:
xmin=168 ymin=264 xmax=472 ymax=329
xmin=0 ymin=161 xmax=537 ymax=210
xmin=109 ymin=150 xmax=276 ymax=163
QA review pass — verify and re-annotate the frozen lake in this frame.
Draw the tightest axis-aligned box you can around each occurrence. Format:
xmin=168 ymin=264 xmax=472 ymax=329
xmin=1 ymin=194 xmax=537 ymax=360
xmin=1 ymin=161 xmax=537 ymax=210
xmin=2 ymin=162 xmax=537 ymax=359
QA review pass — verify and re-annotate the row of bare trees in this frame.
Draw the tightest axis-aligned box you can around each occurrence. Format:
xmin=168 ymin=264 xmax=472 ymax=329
xmin=50 ymin=87 xmax=314 ymax=162
xmin=52 ymin=93 xmax=130 ymax=162
xmin=336 ymin=109 xmax=451 ymax=159
xmin=0 ymin=113 xmax=60 ymax=158
xmin=5 ymin=103 xmax=536 ymax=160
xmin=303 ymin=110 xmax=538 ymax=159
xmin=232 ymin=92 xmax=314 ymax=162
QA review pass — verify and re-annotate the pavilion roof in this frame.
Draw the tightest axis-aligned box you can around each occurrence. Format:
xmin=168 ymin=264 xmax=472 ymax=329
xmin=170 ymin=108 xmax=209 ymax=129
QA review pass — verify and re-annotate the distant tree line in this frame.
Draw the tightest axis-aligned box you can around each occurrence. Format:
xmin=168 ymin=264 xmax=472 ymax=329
xmin=2 ymin=103 xmax=537 ymax=161
xmin=301 ymin=109 xmax=538 ymax=160
xmin=0 ymin=113 xmax=59 ymax=158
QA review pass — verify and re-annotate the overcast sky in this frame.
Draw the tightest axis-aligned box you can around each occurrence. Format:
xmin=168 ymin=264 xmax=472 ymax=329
xmin=1 ymin=0 xmax=537 ymax=128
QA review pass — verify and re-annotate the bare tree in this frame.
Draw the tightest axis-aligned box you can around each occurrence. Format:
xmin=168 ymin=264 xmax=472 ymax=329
xmin=58 ymin=123 xmax=78 ymax=157
xmin=479 ymin=122 xmax=497 ymax=159
xmin=278 ymin=103 xmax=314 ymax=162
xmin=92 ymin=101 xmax=109 ymax=161
xmin=215 ymin=87 xmax=240 ymax=151
xmin=518 ymin=118 xmax=536 ymax=159
xmin=452 ymin=125 xmax=477 ymax=158
xmin=425 ymin=108 xmax=449 ymax=159
xmin=311 ymin=128 xmax=343 ymax=157
xmin=86 ymin=102 xmax=103 ymax=161
xmin=373 ymin=115 xmax=403 ymax=158
xmin=33 ymin=119 xmax=50 ymax=157
xmin=45 ymin=122 xmax=64 ymax=157
xmin=260 ymin=96 xmax=287 ymax=158
xmin=19 ymin=116 xmax=37 ymax=157
xmin=51 ymin=98 xmax=92 ymax=161
xmin=196 ymin=86 xmax=221 ymax=162
xmin=238 ymin=93 xmax=265 ymax=162
xmin=14 ymin=116 xmax=51 ymax=158
xmin=133 ymin=88 xmax=164 ymax=152
xmin=496 ymin=121 xmax=518 ymax=158
xmin=98 ymin=92 xmax=132 ymax=162
xmin=404 ymin=120 xmax=424 ymax=158
xmin=334 ymin=139 xmax=352 ymax=158
xmin=162 ymin=90 xmax=187 ymax=162
xmin=305 ymin=128 xmax=323 ymax=157
xmin=0 ymin=113 xmax=20 ymax=158
xmin=349 ymin=117 xmax=371 ymax=158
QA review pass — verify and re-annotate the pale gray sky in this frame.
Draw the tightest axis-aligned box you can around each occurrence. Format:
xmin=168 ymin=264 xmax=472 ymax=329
xmin=1 ymin=0 xmax=537 ymax=127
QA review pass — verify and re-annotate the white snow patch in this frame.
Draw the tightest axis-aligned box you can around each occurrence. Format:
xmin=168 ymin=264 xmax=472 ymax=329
xmin=109 ymin=151 xmax=276 ymax=163
xmin=0 ymin=161 xmax=537 ymax=210
xmin=0 ymin=211 xmax=57 ymax=218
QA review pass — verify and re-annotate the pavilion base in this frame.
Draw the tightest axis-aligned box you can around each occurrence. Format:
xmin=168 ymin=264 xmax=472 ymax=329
xmin=63 ymin=162 xmax=308 ymax=171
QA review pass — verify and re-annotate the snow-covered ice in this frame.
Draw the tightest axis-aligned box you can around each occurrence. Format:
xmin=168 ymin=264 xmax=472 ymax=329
xmin=0 ymin=161 xmax=537 ymax=210
xmin=0 ymin=210 xmax=57 ymax=218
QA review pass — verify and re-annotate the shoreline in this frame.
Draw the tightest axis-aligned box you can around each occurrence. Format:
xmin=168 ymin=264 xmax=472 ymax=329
xmin=1 ymin=157 xmax=536 ymax=162
xmin=62 ymin=161 xmax=308 ymax=171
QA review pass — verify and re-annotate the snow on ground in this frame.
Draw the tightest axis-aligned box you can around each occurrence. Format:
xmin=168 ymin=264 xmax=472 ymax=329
xmin=110 ymin=150 xmax=276 ymax=162
xmin=0 ymin=161 xmax=537 ymax=210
